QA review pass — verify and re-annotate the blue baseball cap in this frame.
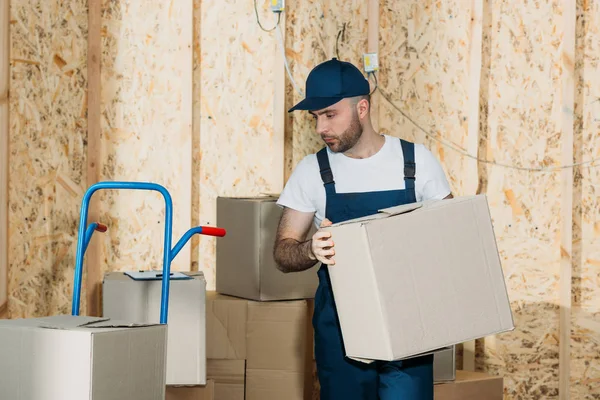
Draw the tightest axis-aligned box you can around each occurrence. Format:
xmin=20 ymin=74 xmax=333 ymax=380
xmin=288 ymin=58 xmax=370 ymax=112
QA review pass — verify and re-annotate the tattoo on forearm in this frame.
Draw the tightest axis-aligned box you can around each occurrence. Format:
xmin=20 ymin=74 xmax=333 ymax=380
xmin=274 ymin=238 xmax=316 ymax=273
xmin=273 ymin=209 xmax=316 ymax=273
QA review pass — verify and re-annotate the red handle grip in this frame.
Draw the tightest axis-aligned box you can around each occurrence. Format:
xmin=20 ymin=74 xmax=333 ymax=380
xmin=201 ymin=226 xmax=226 ymax=237
xmin=95 ymin=223 xmax=108 ymax=233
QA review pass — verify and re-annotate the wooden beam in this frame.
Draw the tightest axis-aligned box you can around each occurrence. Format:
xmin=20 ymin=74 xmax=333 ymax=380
xmin=0 ymin=0 xmax=9 ymax=317
xmin=274 ymin=13 xmax=286 ymax=192
xmin=86 ymin=0 xmax=102 ymax=317
xmin=367 ymin=0 xmax=379 ymax=131
xmin=559 ymin=0 xmax=576 ymax=398
xmin=463 ymin=0 xmax=484 ymax=371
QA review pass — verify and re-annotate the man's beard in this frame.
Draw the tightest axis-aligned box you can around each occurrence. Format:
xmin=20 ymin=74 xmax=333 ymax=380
xmin=323 ymin=112 xmax=363 ymax=153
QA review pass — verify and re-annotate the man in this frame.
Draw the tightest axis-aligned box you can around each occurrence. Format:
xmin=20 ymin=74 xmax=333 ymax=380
xmin=273 ymin=58 xmax=453 ymax=400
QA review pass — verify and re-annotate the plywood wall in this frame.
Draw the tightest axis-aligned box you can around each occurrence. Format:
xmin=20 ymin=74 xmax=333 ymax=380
xmin=570 ymin=0 xmax=600 ymax=397
xmin=285 ymin=0 xmax=368 ymax=177
xmin=97 ymin=0 xmax=193 ymax=279
xmin=195 ymin=0 xmax=284 ymax=289
xmin=5 ymin=0 xmax=600 ymax=398
xmin=282 ymin=1 xmax=599 ymax=399
xmin=8 ymin=0 xmax=88 ymax=318
xmin=474 ymin=2 xmax=564 ymax=397
xmin=0 ymin=0 xmax=9 ymax=319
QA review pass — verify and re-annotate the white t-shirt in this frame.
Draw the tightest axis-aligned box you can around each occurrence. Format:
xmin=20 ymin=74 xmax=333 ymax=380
xmin=277 ymin=135 xmax=452 ymax=227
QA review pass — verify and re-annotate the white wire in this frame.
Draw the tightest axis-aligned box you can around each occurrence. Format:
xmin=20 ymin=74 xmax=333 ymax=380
xmin=276 ymin=24 xmax=305 ymax=97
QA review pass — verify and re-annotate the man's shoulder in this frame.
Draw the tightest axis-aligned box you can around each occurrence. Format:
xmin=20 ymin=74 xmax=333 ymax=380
xmin=288 ymin=151 xmax=321 ymax=182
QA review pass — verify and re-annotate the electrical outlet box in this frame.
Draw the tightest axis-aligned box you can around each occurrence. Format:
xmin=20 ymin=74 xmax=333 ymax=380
xmin=363 ymin=53 xmax=379 ymax=72
xmin=271 ymin=0 xmax=285 ymax=12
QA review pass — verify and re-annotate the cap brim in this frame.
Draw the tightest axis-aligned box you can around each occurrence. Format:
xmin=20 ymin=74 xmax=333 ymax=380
xmin=288 ymin=97 xmax=343 ymax=112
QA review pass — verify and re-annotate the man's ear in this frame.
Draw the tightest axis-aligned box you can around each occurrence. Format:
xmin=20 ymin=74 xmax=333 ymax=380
xmin=356 ymin=98 xmax=370 ymax=119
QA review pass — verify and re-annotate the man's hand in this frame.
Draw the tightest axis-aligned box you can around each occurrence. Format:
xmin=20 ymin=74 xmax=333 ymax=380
xmin=310 ymin=218 xmax=335 ymax=265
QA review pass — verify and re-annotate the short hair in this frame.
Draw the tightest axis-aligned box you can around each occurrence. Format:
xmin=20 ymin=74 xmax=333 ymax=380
xmin=350 ymin=95 xmax=370 ymax=105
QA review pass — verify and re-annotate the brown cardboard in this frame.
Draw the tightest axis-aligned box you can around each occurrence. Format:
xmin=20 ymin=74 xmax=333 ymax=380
xmin=246 ymin=300 xmax=310 ymax=371
xmin=206 ymin=292 xmax=247 ymax=360
xmin=246 ymin=369 xmax=306 ymax=400
xmin=216 ymin=196 xmax=319 ymax=301
xmin=323 ymin=195 xmax=515 ymax=362
xmin=206 ymin=292 xmax=315 ymax=400
xmin=166 ymin=380 xmax=215 ymax=400
xmin=206 ymin=360 xmax=245 ymax=400
xmin=102 ymin=271 xmax=207 ymax=385
xmin=0 ymin=315 xmax=167 ymax=400
xmin=434 ymin=370 xmax=503 ymax=400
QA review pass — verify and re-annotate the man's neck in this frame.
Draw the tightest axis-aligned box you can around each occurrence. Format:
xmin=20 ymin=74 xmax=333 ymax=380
xmin=343 ymin=127 xmax=385 ymax=159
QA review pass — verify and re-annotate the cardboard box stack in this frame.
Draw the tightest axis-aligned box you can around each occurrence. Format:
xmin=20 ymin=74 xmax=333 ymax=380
xmin=206 ymin=291 xmax=313 ymax=400
xmin=213 ymin=196 xmax=473 ymax=398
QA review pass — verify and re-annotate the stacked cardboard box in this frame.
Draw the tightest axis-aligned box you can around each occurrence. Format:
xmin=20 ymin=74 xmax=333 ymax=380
xmin=213 ymin=196 xmax=463 ymax=398
xmin=206 ymin=292 xmax=314 ymax=400
xmin=215 ymin=196 xmax=318 ymax=301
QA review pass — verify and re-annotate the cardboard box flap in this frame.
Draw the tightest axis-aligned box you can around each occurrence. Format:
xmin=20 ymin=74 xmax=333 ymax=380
xmin=38 ymin=316 xmax=160 ymax=330
xmin=82 ymin=319 xmax=160 ymax=328
xmin=218 ymin=195 xmax=279 ymax=201
xmin=36 ymin=315 xmax=108 ymax=330
xmin=329 ymin=203 xmax=425 ymax=228
xmin=378 ymin=202 xmax=424 ymax=216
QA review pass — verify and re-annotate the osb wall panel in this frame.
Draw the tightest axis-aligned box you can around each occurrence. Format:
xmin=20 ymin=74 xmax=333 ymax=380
xmin=474 ymin=1 xmax=564 ymax=398
xmin=8 ymin=0 xmax=88 ymax=318
xmin=570 ymin=0 xmax=600 ymax=397
xmin=0 ymin=0 xmax=9 ymax=315
xmin=379 ymin=0 xmax=475 ymax=198
xmin=197 ymin=0 xmax=283 ymax=289
xmin=191 ymin=0 xmax=201 ymax=269
xmin=285 ymin=1 xmax=368 ymax=175
xmin=98 ymin=0 xmax=192 ymax=276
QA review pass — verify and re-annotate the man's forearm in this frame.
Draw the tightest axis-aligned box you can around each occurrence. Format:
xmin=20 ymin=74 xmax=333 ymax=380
xmin=274 ymin=238 xmax=317 ymax=273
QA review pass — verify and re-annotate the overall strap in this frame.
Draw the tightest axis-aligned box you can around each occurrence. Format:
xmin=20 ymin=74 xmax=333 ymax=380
xmin=400 ymin=139 xmax=417 ymax=203
xmin=316 ymin=148 xmax=336 ymax=196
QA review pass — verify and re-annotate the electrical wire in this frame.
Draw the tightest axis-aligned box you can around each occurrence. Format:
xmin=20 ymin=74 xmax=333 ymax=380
xmin=276 ymin=24 xmax=305 ymax=97
xmin=370 ymin=71 xmax=600 ymax=171
xmin=253 ymin=0 xmax=281 ymax=32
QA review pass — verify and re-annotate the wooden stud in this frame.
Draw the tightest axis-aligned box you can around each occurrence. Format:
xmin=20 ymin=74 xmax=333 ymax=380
xmin=367 ymin=0 xmax=379 ymax=132
xmin=559 ymin=0 xmax=576 ymax=398
xmin=0 ymin=0 xmax=9 ymax=317
xmin=463 ymin=0 xmax=484 ymax=371
xmin=274 ymin=13 xmax=286 ymax=192
xmin=86 ymin=0 xmax=102 ymax=317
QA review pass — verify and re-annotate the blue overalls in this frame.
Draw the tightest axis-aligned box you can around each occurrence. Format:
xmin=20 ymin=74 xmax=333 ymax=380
xmin=313 ymin=139 xmax=434 ymax=400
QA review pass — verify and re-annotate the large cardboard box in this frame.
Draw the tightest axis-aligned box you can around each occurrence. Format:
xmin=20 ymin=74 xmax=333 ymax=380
xmin=166 ymin=380 xmax=215 ymax=400
xmin=216 ymin=196 xmax=319 ymax=301
xmin=322 ymin=195 xmax=514 ymax=362
xmin=0 ymin=315 xmax=167 ymax=400
xmin=434 ymin=370 xmax=503 ymax=400
xmin=103 ymin=271 xmax=206 ymax=385
xmin=206 ymin=292 xmax=314 ymax=400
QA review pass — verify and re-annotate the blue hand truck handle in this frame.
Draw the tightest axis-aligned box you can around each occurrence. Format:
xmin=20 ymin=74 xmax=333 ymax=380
xmin=71 ymin=181 xmax=226 ymax=324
